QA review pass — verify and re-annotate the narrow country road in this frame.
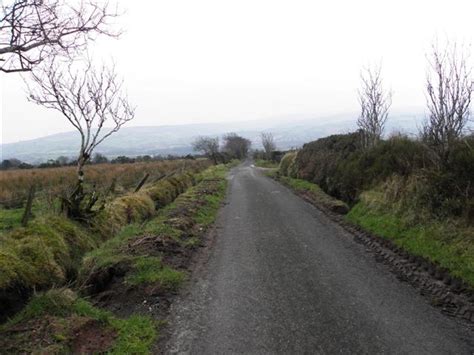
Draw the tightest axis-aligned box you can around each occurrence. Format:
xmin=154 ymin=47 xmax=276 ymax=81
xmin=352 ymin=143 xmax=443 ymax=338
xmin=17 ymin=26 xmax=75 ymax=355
xmin=164 ymin=161 xmax=473 ymax=354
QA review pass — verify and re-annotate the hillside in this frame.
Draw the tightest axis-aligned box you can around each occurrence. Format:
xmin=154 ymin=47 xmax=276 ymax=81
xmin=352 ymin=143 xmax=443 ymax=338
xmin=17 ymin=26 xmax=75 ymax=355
xmin=1 ymin=113 xmax=421 ymax=163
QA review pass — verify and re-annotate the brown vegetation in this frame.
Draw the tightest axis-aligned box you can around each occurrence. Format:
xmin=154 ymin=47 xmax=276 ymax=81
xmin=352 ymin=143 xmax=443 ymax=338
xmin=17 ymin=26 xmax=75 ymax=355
xmin=0 ymin=160 xmax=209 ymax=208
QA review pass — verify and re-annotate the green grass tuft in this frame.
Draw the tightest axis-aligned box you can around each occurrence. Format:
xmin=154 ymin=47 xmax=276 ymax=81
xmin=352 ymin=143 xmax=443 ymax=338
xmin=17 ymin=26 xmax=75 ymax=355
xmin=126 ymin=256 xmax=185 ymax=289
xmin=109 ymin=315 xmax=157 ymax=354
xmin=0 ymin=207 xmax=24 ymax=233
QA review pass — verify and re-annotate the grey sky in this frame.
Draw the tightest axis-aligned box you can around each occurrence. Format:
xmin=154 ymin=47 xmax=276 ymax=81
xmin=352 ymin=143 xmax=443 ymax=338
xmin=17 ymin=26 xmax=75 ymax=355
xmin=1 ymin=0 xmax=473 ymax=144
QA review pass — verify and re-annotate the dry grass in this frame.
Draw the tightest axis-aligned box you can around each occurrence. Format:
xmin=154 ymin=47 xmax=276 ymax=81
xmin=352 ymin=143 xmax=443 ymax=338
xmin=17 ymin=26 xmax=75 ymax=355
xmin=0 ymin=160 xmax=210 ymax=208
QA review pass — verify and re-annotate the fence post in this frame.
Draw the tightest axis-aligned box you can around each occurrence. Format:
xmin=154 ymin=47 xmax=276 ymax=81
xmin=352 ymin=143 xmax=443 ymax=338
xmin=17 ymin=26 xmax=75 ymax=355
xmin=134 ymin=173 xmax=150 ymax=192
xmin=21 ymin=185 xmax=36 ymax=227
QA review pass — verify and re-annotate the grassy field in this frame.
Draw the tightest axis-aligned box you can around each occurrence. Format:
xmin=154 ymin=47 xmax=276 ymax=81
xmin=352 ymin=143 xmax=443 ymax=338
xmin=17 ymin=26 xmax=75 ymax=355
xmin=0 ymin=159 xmax=210 ymax=233
xmin=0 ymin=160 xmax=209 ymax=209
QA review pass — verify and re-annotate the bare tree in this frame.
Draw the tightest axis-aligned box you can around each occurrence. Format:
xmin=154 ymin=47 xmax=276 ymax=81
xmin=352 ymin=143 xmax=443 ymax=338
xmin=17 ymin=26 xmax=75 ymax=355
xmin=422 ymin=40 xmax=473 ymax=163
xmin=28 ymin=58 xmax=135 ymax=218
xmin=260 ymin=132 xmax=276 ymax=160
xmin=357 ymin=65 xmax=392 ymax=148
xmin=0 ymin=0 xmax=119 ymax=73
xmin=192 ymin=136 xmax=220 ymax=164
xmin=223 ymin=133 xmax=251 ymax=159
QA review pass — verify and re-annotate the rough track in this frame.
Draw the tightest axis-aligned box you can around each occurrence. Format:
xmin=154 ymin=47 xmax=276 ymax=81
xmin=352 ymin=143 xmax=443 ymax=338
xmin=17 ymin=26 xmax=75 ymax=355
xmin=163 ymin=162 xmax=473 ymax=354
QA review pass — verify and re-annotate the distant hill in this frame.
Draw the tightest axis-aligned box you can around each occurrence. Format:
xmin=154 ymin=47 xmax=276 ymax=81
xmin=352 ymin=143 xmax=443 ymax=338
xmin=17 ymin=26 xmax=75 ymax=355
xmin=1 ymin=112 xmax=422 ymax=163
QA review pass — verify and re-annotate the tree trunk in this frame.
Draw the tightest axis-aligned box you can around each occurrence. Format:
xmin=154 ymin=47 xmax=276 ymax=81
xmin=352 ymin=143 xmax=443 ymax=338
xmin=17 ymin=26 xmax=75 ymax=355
xmin=63 ymin=156 xmax=87 ymax=219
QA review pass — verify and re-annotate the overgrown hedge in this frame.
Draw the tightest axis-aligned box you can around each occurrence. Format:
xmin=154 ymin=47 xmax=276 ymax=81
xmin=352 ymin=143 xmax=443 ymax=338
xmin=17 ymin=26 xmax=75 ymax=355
xmin=293 ymin=132 xmax=474 ymax=221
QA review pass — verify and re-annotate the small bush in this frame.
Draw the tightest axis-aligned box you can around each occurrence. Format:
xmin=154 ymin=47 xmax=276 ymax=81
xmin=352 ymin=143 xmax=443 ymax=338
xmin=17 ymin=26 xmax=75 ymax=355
xmin=279 ymin=152 xmax=297 ymax=177
xmin=126 ymin=256 xmax=185 ymax=290
xmin=79 ymin=164 xmax=230 ymax=293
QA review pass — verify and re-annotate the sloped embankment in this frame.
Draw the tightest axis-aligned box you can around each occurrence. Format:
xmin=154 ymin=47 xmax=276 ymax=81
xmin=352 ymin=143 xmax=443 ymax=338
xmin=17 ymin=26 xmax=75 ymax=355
xmin=78 ymin=165 xmax=229 ymax=314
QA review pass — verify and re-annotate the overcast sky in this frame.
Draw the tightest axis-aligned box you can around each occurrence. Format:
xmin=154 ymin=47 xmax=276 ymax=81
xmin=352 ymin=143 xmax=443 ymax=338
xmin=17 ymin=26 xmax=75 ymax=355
xmin=1 ymin=0 xmax=473 ymax=144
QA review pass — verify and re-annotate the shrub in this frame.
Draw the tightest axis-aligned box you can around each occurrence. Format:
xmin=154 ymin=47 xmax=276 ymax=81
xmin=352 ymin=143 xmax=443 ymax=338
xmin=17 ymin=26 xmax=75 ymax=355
xmin=296 ymin=132 xmax=433 ymax=202
xmin=279 ymin=152 xmax=297 ymax=177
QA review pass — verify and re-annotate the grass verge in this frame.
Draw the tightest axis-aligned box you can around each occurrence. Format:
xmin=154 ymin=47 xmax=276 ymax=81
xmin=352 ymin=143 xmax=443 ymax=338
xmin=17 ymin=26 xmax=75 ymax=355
xmin=254 ymin=159 xmax=279 ymax=169
xmin=274 ymin=174 xmax=349 ymax=214
xmin=79 ymin=163 xmax=230 ymax=292
xmin=347 ymin=194 xmax=474 ymax=287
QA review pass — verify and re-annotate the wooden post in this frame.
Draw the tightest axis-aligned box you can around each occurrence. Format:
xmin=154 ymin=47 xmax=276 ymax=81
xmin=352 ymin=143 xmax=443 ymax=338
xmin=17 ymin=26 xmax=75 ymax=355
xmin=106 ymin=177 xmax=117 ymax=195
xmin=21 ymin=185 xmax=36 ymax=227
xmin=134 ymin=173 xmax=150 ymax=192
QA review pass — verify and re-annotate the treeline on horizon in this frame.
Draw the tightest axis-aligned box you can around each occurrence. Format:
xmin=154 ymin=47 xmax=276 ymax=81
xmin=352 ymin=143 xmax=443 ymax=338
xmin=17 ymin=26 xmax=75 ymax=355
xmin=1 ymin=131 xmax=254 ymax=171
xmin=0 ymin=153 xmax=197 ymax=171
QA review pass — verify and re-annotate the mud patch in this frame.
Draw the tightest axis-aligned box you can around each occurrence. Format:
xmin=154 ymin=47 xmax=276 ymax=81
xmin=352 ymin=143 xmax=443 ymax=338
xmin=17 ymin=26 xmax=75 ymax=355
xmin=0 ymin=315 xmax=116 ymax=354
xmin=70 ymin=318 xmax=117 ymax=354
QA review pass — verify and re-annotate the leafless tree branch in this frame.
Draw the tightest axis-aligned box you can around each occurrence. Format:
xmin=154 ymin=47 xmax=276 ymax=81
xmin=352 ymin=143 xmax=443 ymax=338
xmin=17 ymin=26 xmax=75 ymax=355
xmin=357 ymin=64 xmax=392 ymax=148
xmin=27 ymin=57 xmax=135 ymax=217
xmin=422 ymin=40 xmax=473 ymax=163
xmin=223 ymin=133 xmax=251 ymax=160
xmin=260 ymin=132 xmax=276 ymax=160
xmin=192 ymin=136 xmax=220 ymax=164
xmin=0 ymin=0 xmax=120 ymax=73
